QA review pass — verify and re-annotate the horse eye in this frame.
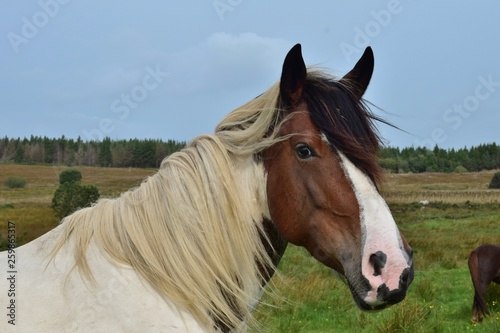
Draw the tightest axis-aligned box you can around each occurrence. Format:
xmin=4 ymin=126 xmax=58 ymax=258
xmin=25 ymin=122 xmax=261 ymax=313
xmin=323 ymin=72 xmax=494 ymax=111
xmin=295 ymin=144 xmax=314 ymax=159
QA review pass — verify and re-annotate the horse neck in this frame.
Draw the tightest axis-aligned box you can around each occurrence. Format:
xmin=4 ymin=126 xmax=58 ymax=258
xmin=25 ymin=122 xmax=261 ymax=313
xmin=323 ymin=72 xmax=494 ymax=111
xmin=231 ymin=155 xmax=287 ymax=278
xmin=211 ymin=156 xmax=287 ymax=332
xmin=260 ymin=218 xmax=288 ymax=282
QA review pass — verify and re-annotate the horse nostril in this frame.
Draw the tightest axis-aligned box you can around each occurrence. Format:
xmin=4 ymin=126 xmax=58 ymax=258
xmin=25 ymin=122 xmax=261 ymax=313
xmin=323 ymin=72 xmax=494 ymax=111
xmin=369 ymin=251 xmax=387 ymax=276
xmin=400 ymin=268 xmax=411 ymax=287
xmin=401 ymin=272 xmax=408 ymax=284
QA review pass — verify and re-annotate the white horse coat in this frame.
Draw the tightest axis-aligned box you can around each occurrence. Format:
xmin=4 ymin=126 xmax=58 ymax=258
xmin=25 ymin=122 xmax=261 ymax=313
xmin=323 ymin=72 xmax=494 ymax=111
xmin=0 ymin=224 xmax=205 ymax=332
xmin=0 ymin=136 xmax=271 ymax=333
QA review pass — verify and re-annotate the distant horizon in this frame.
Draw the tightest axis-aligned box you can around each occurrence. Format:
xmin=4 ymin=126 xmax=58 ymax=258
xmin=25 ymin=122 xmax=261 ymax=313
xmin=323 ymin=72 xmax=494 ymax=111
xmin=2 ymin=136 xmax=499 ymax=174
xmin=1 ymin=133 xmax=499 ymax=151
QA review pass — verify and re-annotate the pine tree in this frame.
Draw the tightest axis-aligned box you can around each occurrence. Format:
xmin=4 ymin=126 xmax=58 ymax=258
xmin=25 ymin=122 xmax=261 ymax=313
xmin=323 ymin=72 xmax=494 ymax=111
xmin=98 ymin=137 xmax=113 ymax=167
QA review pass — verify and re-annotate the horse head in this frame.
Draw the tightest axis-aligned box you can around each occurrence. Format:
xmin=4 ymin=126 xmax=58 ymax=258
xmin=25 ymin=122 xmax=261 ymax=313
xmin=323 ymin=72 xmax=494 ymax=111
xmin=262 ymin=44 xmax=414 ymax=311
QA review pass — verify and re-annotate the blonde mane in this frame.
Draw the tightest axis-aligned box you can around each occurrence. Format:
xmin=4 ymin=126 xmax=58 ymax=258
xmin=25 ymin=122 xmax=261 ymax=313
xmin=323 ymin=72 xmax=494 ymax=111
xmin=52 ymin=82 xmax=284 ymax=331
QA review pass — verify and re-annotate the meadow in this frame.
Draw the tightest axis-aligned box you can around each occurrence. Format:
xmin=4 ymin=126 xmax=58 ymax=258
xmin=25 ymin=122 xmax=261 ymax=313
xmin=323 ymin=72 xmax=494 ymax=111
xmin=0 ymin=164 xmax=499 ymax=332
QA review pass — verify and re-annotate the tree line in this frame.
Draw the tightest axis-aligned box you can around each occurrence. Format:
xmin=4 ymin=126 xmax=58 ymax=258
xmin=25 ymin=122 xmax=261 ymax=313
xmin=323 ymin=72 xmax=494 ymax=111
xmin=0 ymin=136 xmax=499 ymax=172
xmin=377 ymin=143 xmax=500 ymax=173
xmin=0 ymin=136 xmax=186 ymax=168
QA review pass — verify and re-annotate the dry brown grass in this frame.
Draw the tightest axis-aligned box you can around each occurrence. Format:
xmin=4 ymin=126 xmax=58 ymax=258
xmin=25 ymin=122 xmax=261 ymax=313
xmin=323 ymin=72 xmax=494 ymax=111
xmin=1 ymin=164 xmax=499 ymax=244
xmin=0 ymin=164 xmax=155 ymax=243
xmin=380 ymin=170 xmax=500 ymax=204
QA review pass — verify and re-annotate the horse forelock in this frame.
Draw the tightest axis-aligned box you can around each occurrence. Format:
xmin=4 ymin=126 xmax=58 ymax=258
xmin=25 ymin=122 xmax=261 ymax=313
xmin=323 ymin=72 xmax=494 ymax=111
xmin=52 ymin=135 xmax=275 ymax=332
xmin=304 ymin=71 xmax=385 ymax=184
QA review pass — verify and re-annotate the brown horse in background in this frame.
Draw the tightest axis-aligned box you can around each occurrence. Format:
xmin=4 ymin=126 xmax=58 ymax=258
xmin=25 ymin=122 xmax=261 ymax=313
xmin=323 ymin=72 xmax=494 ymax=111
xmin=468 ymin=244 xmax=500 ymax=323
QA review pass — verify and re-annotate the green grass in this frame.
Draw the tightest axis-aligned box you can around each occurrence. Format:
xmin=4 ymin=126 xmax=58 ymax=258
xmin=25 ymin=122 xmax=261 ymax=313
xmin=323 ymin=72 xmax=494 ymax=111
xmin=251 ymin=202 xmax=500 ymax=332
xmin=1 ymin=164 xmax=500 ymax=332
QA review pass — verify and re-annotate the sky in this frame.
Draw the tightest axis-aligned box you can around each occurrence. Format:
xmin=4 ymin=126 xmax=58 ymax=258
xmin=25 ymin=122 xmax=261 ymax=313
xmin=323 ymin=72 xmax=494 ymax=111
xmin=1 ymin=0 xmax=499 ymax=149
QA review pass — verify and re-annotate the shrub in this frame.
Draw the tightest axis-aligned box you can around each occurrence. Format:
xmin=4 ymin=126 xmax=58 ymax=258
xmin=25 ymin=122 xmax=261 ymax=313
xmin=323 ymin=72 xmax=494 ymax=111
xmin=59 ymin=169 xmax=82 ymax=184
xmin=453 ymin=165 xmax=468 ymax=173
xmin=52 ymin=170 xmax=99 ymax=219
xmin=51 ymin=182 xmax=100 ymax=219
xmin=378 ymin=158 xmax=399 ymax=173
xmin=0 ymin=203 xmax=15 ymax=209
xmin=488 ymin=172 xmax=500 ymax=189
xmin=5 ymin=177 xmax=27 ymax=189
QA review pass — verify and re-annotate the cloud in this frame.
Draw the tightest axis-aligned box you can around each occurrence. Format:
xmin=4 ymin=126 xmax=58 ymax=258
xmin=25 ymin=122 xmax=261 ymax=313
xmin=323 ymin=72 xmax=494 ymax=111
xmin=92 ymin=65 xmax=145 ymax=96
xmin=163 ymin=33 xmax=292 ymax=94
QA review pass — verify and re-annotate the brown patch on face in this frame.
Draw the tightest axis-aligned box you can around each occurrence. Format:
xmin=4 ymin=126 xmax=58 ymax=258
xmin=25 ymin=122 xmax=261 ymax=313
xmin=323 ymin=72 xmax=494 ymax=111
xmin=262 ymin=106 xmax=361 ymax=273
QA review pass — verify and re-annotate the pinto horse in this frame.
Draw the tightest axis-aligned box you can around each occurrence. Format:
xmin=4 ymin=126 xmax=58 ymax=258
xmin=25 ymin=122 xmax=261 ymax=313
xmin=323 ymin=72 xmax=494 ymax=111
xmin=0 ymin=44 xmax=413 ymax=332
xmin=468 ymin=244 xmax=500 ymax=323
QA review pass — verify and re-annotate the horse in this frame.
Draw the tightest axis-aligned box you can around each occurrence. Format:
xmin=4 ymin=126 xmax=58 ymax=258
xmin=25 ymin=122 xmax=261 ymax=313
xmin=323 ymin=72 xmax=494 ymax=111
xmin=0 ymin=44 xmax=414 ymax=332
xmin=468 ymin=244 xmax=500 ymax=323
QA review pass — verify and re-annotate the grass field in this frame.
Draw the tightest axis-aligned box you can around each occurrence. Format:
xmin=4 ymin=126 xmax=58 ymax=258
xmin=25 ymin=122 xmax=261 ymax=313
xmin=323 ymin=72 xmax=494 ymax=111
xmin=1 ymin=164 xmax=499 ymax=332
xmin=380 ymin=170 xmax=499 ymax=204
xmin=0 ymin=164 xmax=156 ymax=245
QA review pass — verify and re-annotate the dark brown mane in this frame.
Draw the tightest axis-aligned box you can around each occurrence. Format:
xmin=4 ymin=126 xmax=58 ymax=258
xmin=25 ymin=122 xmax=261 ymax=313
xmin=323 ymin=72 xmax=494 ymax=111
xmin=304 ymin=72 xmax=387 ymax=184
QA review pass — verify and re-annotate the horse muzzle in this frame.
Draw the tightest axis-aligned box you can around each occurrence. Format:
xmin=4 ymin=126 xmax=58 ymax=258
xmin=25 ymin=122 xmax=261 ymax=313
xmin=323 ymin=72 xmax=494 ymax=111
xmin=352 ymin=266 xmax=414 ymax=311
xmin=349 ymin=249 xmax=414 ymax=311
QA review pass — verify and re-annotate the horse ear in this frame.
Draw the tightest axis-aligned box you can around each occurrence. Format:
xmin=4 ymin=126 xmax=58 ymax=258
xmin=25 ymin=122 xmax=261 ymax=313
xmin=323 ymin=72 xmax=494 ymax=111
xmin=340 ymin=47 xmax=374 ymax=99
xmin=280 ymin=44 xmax=307 ymax=107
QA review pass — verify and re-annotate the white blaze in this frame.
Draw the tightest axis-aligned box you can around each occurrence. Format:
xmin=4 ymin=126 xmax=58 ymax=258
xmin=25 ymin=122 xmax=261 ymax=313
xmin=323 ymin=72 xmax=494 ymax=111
xmin=338 ymin=152 xmax=409 ymax=304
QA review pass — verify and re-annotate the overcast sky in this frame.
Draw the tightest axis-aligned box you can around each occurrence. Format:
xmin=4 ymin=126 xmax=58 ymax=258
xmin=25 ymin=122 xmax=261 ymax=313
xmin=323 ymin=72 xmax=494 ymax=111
xmin=1 ymin=1 xmax=499 ymax=149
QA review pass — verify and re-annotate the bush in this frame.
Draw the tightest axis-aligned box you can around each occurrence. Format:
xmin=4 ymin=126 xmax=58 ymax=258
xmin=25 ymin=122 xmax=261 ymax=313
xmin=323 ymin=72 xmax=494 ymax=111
xmin=5 ymin=177 xmax=27 ymax=189
xmin=453 ymin=165 xmax=468 ymax=173
xmin=52 ymin=170 xmax=99 ymax=219
xmin=51 ymin=182 xmax=100 ymax=219
xmin=378 ymin=158 xmax=399 ymax=173
xmin=0 ymin=203 xmax=14 ymax=209
xmin=59 ymin=169 xmax=82 ymax=184
xmin=488 ymin=172 xmax=500 ymax=189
